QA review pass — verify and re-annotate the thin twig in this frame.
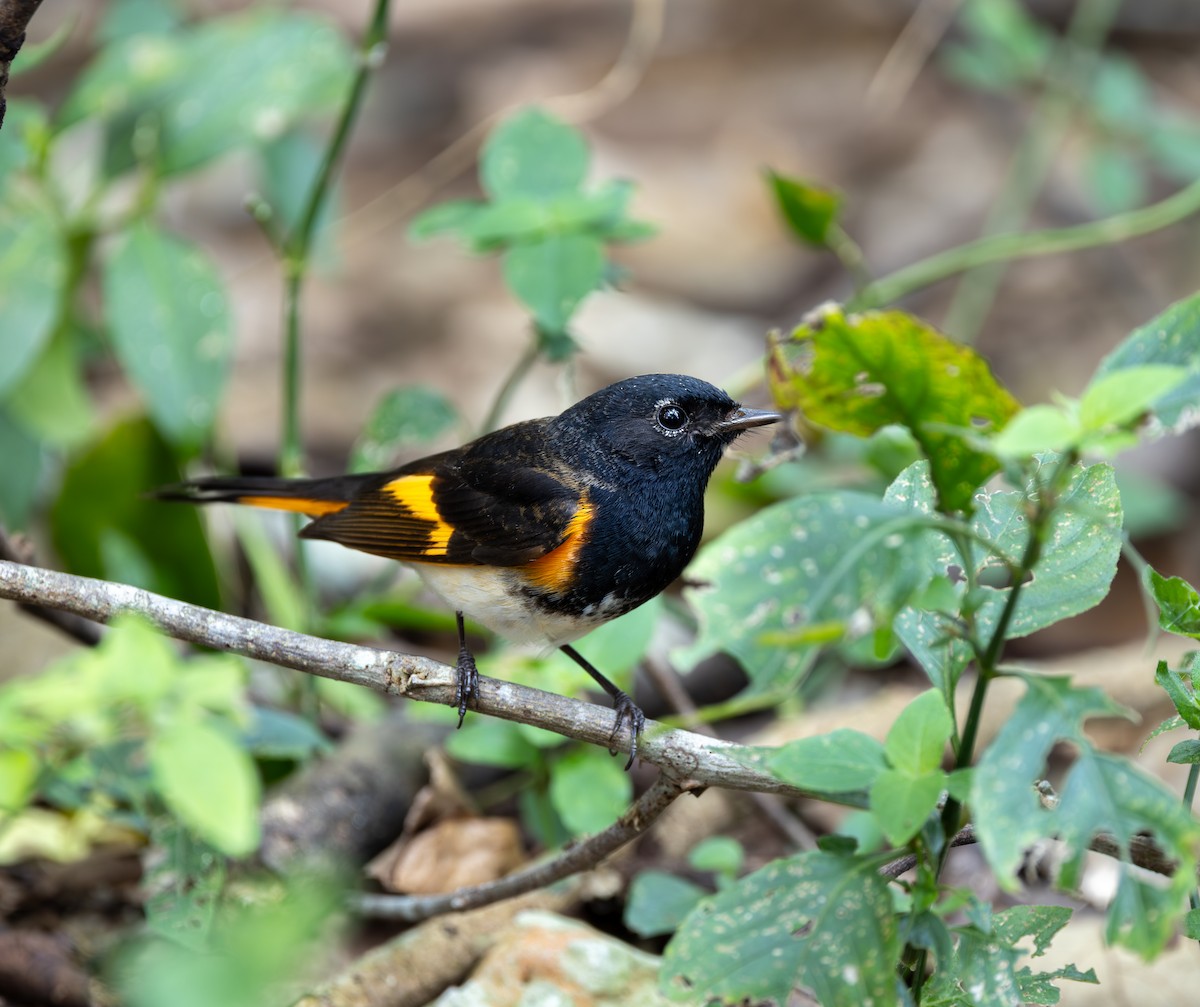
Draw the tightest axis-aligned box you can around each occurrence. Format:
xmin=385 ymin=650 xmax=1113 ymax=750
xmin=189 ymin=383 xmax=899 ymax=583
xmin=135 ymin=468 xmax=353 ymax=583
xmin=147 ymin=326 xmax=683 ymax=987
xmin=0 ymin=559 xmax=851 ymax=803
xmin=353 ymin=772 xmax=694 ymax=922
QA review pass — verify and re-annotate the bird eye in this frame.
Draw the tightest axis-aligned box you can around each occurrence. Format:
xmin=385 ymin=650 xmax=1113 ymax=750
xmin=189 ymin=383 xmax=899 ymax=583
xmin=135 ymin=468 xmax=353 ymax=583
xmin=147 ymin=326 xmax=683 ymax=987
xmin=655 ymin=402 xmax=689 ymax=433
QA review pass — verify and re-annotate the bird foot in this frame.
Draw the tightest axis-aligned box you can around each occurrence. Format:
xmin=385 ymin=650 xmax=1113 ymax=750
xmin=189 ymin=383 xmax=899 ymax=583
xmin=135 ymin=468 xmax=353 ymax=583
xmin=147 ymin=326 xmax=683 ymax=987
xmin=609 ymin=689 xmax=646 ymax=771
xmin=454 ymin=647 xmax=479 ymax=727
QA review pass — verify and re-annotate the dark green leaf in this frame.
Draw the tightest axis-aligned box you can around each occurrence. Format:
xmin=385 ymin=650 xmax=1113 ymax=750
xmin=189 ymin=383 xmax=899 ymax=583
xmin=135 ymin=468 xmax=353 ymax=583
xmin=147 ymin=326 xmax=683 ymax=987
xmin=767 ymin=170 xmax=842 ymax=247
xmin=548 ymin=747 xmax=631 ymax=836
xmin=50 ymin=417 xmax=222 ymax=608
xmin=1092 ymin=292 xmax=1200 ymax=434
xmin=350 ymin=386 xmax=459 ymax=473
xmin=0 ymin=179 xmax=65 ymax=396
xmin=257 ymin=130 xmax=337 ymax=260
xmin=502 ymin=232 xmax=605 ymax=334
xmin=765 ymin=729 xmax=888 ymax=792
xmin=1147 ymin=568 xmax=1200 ymax=639
xmin=921 ymin=928 xmax=1024 ymax=1007
xmin=768 ymin=307 xmax=1019 ymax=511
xmin=480 ymin=107 xmax=589 ymax=200
xmin=445 ymin=718 xmax=540 ymax=770
xmin=661 ymin=849 xmax=899 ymax=1006
xmin=0 ymin=409 xmax=43 ymax=528
xmin=1166 ymin=739 xmax=1200 ymax=765
xmin=1185 ymin=907 xmax=1200 ymax=941
xmin=103 ymin=222 xmax=232 ymax=447
xmin=150 ymin=717 xmax=261 ymax=857
xmin=143 ymin=822 xmax=224 ymax=951
xmin=625 ymin=871 xmax=708 ymax=938
xmin=680 ymin=461 xmax=952 ymax=689
xmin=1153 ymin=661 xmax=1200 ymax=730
xmin=239 ymin=707 xmax=331 ymax=760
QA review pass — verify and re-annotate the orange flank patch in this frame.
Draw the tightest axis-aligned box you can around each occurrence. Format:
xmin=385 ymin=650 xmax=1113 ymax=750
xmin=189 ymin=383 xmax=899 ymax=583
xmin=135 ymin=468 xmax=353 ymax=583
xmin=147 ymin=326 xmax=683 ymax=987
xmin=239 ymin=496 xmax=349 ymax=517
xmin=524 ymin=498 xmax=594 ymax=593
xmin=383 ymin=474 xmax=454 ymax=556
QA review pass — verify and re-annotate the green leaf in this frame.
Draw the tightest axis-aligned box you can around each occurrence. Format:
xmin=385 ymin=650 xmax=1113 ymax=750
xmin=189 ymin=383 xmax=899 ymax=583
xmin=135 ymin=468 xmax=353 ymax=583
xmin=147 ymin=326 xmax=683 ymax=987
xmin=0 ymin=100 xmax=48 ymax=187
xmin=480 ymin=107 xmax=589 ymax=200
xmin=548 ymin=747 xmax=631 ymax=836
xmin=868 ymin=768 xmax=943 ymax=846
xmin=0 ymin=409 xmax=43 ymax=528
xmin=765 ymin=729 xmax=888 ymax=793
xmin=1078 ymin=365 xmax=1187 ymax=433
xmin=103 ymin=222 xmax=232 ymax=447
xmin=661 ymin=849 xmax=899 ymax=1006
xmin=149 ymin=717 xmax=261 ymax=857
xmin=0 ymin=179 xmax=66 ymax=396
xmin=970 ymin=461 xmax=1122 ymax=639
xmin=766 ymin=170 xmax=842 ymax=247
xmin=502 ymin=232 xmax=605 ymax=334
xmin=62 ymin=11 xmax=354 ymax=176
xmin=143 ymin=821 xmax=224 ymax=952
xmin=1092 ymin=292 xmax=1200 ymax=434
xmin=769 ymin=307 xmax=1019 ymax=511
xmin=990 ymin=403 xmax=1080 ymax=457
xmin=1084 ymin=143 xmax=1147 ymax=215
xmin=232 ymin=512 xmax=306 ymax=633
xmin=408 ymin=199 xmax=485 ymax=241
xmin=884 ymin=689 xmax=953 ymax=776
xmin=1146 ymin=568 xmax=1200 ymax=639
xmin=1153 ymin=660 xmax=1200 ymax=730
xmin=1185 ymin=907 xmax=1200 ymax=941
xmin=6 ymin=327 xmax=96 ymax=447
xmin=688 ymin=836 xmax=744 ymax=878
xmin=239 ymin=707 xmax=331 ymax=761
xmin=50 ymin=417 xmax=222 ymax=609
xmin=1165 ymin=739 xmax=1200 ymax=765
xmin=462 ymin=197 xmax=550 ymax=249
xmin=0 ymin=748 xmax=38 ymax=811
xmin=974 ymin=675 xmax=1199 ymax=958
xmin=257 ymin=130 xmax=338 ymax=262
xmin=445 ymin=717 xmax=539 ymax=770
xmin=625 ymin=871 xmax=708 ymax=938
xmin=350 ymin=385 xmax=460 ymax=473
xmin=922 ymin=927 xmax=1023 ymax=1007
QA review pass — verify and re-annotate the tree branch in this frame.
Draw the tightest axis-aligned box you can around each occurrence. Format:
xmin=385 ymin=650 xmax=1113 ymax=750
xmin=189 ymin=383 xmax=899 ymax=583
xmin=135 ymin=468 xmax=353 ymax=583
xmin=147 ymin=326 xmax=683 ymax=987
xmin=0 ymin=559 xmax=842 ymax=802
xmin=0 ymin=527 xmax=102 ymax=647
xmin=353 ymin=772 xmax=695 ymax=922
xmin=0 ymin=0 xmax=43 ymax=130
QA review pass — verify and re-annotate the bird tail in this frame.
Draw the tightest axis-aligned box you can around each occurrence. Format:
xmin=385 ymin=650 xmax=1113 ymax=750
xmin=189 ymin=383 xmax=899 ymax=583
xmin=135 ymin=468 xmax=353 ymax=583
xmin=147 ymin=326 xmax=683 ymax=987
xmin=155 ymin=474 xmax=365 ymax=519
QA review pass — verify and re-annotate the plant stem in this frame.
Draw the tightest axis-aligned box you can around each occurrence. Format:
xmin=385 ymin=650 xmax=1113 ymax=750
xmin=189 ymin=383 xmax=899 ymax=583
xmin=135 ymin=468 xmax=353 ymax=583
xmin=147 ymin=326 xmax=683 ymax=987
xmin=278 ymin=0 xmax=392 ymax=476
xmin=849 ymin=175 xmax=1200 ymax=312
xmin=480 ymin=338 xmax=540 ymax=433
xmin=939 ymin=0 xmax=1120 ymax=342
xmin=1185 ymin=761 xmax=1200 ymax=913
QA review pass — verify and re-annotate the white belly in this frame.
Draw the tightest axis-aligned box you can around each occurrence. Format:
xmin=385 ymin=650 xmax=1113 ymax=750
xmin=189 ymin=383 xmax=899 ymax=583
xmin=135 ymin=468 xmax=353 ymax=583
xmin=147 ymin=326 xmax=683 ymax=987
xmin=414 ymin=564 xmax=609 ymax=647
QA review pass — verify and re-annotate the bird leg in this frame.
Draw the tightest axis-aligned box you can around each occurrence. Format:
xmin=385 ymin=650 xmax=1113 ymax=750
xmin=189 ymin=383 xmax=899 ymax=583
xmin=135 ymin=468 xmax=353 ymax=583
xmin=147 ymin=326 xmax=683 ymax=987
xmin=560 ymin=644 xmax=645 ymax=770
xmin=454 ymin=611 xmax=479 ymax=727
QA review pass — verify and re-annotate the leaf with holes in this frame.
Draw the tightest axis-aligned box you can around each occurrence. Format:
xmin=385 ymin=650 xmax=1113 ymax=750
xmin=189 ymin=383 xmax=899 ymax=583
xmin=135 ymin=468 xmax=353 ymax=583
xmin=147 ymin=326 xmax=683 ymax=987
xmin=768 ymin=307 xmax=1019 ymax=511
xmin=661 ymin=849 xmax=900 ymax=1006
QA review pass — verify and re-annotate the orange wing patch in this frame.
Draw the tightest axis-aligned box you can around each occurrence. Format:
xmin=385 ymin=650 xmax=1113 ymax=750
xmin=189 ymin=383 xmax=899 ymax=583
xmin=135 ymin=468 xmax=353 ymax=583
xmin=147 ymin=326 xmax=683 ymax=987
xmin=523 ymin=498 xmax=594 ymax=593
xmin=239 ymin=496 xmax=349 ymax=518
xmin=383 ymin=474 xmax=454 ymax=556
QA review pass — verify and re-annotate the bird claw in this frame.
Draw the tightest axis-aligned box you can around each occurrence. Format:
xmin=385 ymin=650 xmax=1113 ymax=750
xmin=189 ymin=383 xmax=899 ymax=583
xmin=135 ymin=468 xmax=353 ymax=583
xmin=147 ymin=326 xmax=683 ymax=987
xmin=609 ymin=690 xmax=646 ymax=771
xmin=454 ymin=648 xmax=479 ymax=728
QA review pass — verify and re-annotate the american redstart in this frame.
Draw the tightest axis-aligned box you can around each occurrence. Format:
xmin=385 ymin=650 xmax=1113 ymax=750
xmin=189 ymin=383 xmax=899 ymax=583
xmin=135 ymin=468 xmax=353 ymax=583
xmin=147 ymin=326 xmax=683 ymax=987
xmin=159 ymin=373 xmax=780 ymax=765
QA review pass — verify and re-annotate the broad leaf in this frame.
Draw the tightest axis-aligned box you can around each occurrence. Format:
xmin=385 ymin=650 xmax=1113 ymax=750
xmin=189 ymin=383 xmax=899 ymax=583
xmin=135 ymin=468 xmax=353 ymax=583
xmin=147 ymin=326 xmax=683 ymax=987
xmin=662 ymin=850 xmax=899 ymax=1006
xmin=1092 ymin=292 xmax=1200 ymax=434
xmin=149 ymin=717 xmax=261 ymax=857
xmin=768 ymin=308 xmax=1019 ymax=511
xmin=481 ymin=107 xmax=589 ymax=200
xmin=548 ymin=747 xmax=631 ymax=836
xmin=1146 ymin=568 xmax=1200 ymax=639
xmin=625 ymin=871 xmax=708 ymax=938
xmin=869 ymin=768 xmax=944 ymax=846
xmin=0 ymin=179 xmax=65 ymax=396
xmin=502 ymin=232 xmax=604 ymax=335
xmin=885 ymin=689 xmax=953 ymax=776
xmin=103 ymin=223 xmax=232 ymax=447
xmin=764 ymin=729 xmax=888 ymax=793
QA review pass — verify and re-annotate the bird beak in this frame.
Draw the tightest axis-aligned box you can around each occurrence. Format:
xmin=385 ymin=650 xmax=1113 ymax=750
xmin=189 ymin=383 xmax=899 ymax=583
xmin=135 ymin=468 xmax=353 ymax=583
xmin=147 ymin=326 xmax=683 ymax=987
xmin=718 ymin=405 xmax=783 ymax=433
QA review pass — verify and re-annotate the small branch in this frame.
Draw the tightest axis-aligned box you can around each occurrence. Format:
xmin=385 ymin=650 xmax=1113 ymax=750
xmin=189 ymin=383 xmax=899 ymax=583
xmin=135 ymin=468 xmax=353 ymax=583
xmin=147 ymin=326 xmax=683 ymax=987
xmin=0 ymin=0 xmax=44 ymax=130
xmin=0 ymin=526 xmax=101 ymax=647
xmin=0 ymin=559 xmax=842 ymax=802
xmin=353 ymin=772 xmax=694 ymax=922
